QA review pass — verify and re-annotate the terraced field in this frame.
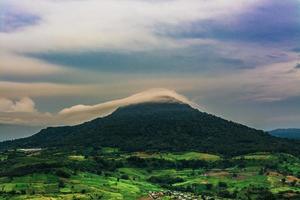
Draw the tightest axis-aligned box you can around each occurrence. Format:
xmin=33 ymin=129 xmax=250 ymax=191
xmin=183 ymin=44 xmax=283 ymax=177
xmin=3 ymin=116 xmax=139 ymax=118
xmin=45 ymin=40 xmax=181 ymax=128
xmin=0 ymin=149 xmax=299 ymax=199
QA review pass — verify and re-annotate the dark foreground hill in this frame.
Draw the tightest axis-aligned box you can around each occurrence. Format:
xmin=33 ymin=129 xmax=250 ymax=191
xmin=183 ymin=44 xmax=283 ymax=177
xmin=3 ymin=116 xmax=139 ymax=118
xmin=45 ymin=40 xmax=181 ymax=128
xmin=1 ymin=102 xmax=300 ymax=156
xmin=269 ymin=128 xmax=300 ymax=140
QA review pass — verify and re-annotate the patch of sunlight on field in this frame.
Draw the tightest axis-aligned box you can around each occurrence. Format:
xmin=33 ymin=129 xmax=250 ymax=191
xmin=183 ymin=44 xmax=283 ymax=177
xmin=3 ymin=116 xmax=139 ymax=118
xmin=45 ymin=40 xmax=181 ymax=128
xmin=132 ymin=152 xmax=221 ymax=161
xmin=0 ymin=155 xmax=7 ymax=161
xmin=118 ymin=168 xmax=148 ymax=179
xmin=169 ymin=152 xmax=221 ymax=161
xmin=68 ymin=155 xmax=85 ymax=161
xmin=271 ymin=186 xmax=300 ymax=193
xmin=234 ymin=152 xmax=276 ymax=160
xmin=101 ymin=147 xmax=119 ymax=154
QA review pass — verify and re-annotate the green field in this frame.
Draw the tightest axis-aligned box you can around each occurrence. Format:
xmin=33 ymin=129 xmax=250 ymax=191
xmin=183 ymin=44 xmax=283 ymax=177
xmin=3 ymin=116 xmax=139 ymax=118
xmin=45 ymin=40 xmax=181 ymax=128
xmin=0 ymin=149 xmax=299 ymax=199
xmin=131 ymin=152 xmax=221 ymax=161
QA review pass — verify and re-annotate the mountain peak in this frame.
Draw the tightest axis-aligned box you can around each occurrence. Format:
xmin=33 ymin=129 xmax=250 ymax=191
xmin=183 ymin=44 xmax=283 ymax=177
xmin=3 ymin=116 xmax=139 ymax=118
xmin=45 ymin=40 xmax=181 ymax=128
xmin=111 ymin=100 xmax=194 ymax=117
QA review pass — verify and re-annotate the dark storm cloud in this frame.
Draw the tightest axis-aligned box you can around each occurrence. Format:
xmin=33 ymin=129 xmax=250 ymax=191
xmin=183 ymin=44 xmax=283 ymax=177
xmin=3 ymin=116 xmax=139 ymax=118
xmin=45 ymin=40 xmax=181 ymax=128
xmin=26 ymin=46 xmax=247 ymax=74
xmin=158 ymin=0 xmax=300 ymax=44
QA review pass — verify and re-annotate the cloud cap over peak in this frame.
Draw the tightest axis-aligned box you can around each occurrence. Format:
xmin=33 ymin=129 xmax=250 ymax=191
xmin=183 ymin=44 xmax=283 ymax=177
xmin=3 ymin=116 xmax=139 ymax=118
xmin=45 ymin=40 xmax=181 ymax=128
xmin=0 ymin=88 xmax=198 ymax=126
xmin=58 ymin=88 xmax=198 ymax=124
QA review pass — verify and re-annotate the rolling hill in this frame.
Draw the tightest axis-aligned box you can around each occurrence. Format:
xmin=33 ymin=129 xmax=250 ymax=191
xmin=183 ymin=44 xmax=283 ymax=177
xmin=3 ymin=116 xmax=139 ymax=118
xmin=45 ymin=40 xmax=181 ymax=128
xmin=1 ymin=100 xmax=300 ymax=156
xmin=269 ymin=129 xmax=300 ymax=140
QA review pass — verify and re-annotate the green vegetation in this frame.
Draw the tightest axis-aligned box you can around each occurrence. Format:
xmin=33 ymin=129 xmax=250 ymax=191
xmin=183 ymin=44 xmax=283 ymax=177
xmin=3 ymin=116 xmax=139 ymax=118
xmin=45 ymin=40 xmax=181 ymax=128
xmin=0 ymin=148 xmax=299 ymax=199
xmin=131 ymin=152 xmax=221 ymax=162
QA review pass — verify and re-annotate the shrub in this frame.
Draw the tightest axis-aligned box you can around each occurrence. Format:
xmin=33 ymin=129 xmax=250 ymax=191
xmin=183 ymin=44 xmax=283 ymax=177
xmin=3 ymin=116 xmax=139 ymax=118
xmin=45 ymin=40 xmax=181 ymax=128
xmin=120 ymin=174 xmax=129 ymax=180
xmin=218 ymin=182 xmax=227 ymax=188
xmin=148 ymin=175 xmax=184 ymax=185
xmin=205 ymin=183 xmax=213 ymax=190
xmin=55 ymin=169 xmax=71 ymax=178
xmin=218 ymin=189 xmax=235 ymax=198
xmin=58 ymin=179 xmax=65 ymax=188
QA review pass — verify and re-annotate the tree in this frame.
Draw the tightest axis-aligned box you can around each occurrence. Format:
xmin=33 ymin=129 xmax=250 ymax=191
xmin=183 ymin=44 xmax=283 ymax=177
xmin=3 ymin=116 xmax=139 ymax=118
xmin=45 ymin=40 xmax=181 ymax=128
xmin=58 ymin=179 xmax=65 ymax=188
xmin=120 ymin=174 xmax=129 ymax=180
xmin=205 ymin=183 xmax=213 ymax=190
xmin=290 ymin=180 xmax=297 ymax=186
xmin=218 ymin=182 xmax=227 ymax=188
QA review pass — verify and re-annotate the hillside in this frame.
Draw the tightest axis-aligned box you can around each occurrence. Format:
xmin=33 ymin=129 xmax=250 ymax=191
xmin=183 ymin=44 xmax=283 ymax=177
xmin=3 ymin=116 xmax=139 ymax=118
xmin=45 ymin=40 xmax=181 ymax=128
xmin=1 ymin=101 xmax=300 ymax=156
xmin=269 ymin=129 xmax=300 ymax=140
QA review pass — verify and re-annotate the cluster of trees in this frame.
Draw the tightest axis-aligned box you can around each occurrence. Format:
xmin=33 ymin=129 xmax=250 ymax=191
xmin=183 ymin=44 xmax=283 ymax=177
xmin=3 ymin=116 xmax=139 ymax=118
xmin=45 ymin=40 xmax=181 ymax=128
xmin=125 ymin=155 xmax=287 ymax=171
xmin=148 ymin=175 xmax=184 ymax=185
xmin=0 ymin=162 xmax=62 ymax=177
xmin=126 ymin=156 xmax=208 ymax=169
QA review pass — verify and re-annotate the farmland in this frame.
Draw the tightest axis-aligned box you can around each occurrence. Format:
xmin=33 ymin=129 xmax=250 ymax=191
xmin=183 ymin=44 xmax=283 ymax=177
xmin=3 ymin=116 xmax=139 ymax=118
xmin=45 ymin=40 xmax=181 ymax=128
xmin=0 ymin=148 xmax=299 ymax=199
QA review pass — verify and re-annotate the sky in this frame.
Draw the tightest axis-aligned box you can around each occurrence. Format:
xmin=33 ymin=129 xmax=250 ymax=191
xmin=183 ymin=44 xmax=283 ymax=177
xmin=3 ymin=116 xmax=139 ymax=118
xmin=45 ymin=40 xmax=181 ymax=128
xmin=1 ymin=0 xmax=300 ymax=139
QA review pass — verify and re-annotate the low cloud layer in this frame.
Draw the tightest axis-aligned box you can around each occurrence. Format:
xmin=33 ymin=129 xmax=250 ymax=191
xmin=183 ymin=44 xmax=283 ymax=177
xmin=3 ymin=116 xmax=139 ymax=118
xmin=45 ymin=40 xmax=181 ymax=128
xmin=0 ymin=81 xmax=100 ymax=98
xmin=0 ymin=53 xmax=64 ymax=77
xmin=0 ymin=88 xmax=197 ymax=126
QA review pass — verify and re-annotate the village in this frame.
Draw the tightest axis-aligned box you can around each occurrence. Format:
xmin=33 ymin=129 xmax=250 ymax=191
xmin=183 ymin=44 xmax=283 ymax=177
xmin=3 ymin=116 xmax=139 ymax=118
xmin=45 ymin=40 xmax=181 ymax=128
xmin=147 ymin=190 xmax=219 ymax=200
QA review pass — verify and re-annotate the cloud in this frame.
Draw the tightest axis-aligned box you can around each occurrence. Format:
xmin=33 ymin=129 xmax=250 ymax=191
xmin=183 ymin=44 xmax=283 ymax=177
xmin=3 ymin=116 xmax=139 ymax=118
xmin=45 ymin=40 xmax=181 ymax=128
xmin=0 ymin=97 xmax=36 ymax=113
xmin=0 ymin=3 xmax=40 ymax=32
xmin=0 ymin=88 xmax=198 ymax=126
xmin=1 ymin=0 xmax=299 ymax=130
xmin=0 ymin=0 xmax=261 ymax=53
xmin=0 ymin=0 xmax=266 ymax=86
xmin=226 ymin=60 xmax=300 ymax=102
xmin=26 ymin=46 xmax=248 ymax=73
xmin=0 ymin=81 xmax=100 ymax=98
xmin=1 ymin=0 xmax=296 ymax=80
xmin=163 ymin=0 xmax=300 ymax=44
xmin=0 ymin=53 xmax=65 ymax=77
xmin=295 ymin=63 xmax=300 ymax=68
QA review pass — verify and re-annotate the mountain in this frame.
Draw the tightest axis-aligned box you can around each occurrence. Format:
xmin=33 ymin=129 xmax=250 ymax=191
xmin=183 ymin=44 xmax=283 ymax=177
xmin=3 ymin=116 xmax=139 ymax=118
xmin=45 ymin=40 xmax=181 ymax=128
xmin=269 ymin=129 xmax=300 ymax=140
xmin=1 ymin=101 xmax=300 ymax=156
xmin=0 ymin=124 xmax=42 ymax=142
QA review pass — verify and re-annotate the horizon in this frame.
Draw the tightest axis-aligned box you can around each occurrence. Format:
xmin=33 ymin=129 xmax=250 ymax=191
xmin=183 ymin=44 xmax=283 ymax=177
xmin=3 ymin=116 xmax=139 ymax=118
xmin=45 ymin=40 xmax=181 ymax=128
xmin=1 ymin=0 xmax=300 ymax=140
